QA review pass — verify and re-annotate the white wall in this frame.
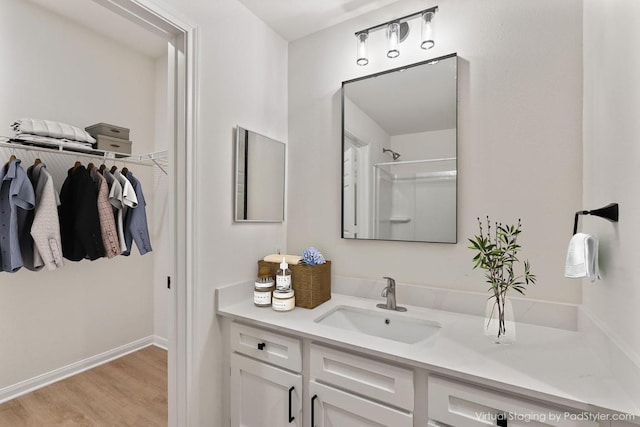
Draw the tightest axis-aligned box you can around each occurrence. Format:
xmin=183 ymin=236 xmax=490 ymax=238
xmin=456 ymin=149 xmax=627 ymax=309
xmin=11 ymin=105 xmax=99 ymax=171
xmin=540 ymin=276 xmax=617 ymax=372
xmin=583 ymin=0 xmax=640 ymax=369
xmin=0 ymin=0 xmax=156 ymax=388
xmin=390 ymin=129 xmax=455 ymax=162
xmin=288 ymin=0 xmax=583 ymax=304
xmin=156 ymin=0 xmax=288 ymax=425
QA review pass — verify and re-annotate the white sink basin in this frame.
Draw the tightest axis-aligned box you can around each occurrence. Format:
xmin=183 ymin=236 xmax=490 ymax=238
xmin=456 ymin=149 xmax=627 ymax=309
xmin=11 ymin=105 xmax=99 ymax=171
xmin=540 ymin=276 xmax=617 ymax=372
xmin=314 ymin=305 xmax=441 ymax=344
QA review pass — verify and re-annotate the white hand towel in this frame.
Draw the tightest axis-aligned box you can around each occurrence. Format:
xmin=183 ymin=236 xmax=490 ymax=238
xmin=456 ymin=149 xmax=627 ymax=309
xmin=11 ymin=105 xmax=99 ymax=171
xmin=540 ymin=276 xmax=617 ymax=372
xmin=564 ymin=232 xmax=599 ymax=282
xmin=263 ymin=254 xmax=303 ymax=265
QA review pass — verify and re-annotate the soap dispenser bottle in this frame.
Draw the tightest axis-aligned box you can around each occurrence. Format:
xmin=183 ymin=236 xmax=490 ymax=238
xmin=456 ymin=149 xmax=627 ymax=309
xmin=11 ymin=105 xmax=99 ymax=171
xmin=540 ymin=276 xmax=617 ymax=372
xmin=276 ymin=257 xmax=292 ymax=291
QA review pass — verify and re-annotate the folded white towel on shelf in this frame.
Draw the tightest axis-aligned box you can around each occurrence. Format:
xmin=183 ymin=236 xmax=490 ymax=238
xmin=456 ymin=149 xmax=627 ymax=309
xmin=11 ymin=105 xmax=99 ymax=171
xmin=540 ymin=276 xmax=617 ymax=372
xmin=12 ymin=118 xmax=96 ymax=144
xmin=263 ymin=254 xmax=303 ymax=265
xmin=565 ymin=232 xmax=599 ymax=282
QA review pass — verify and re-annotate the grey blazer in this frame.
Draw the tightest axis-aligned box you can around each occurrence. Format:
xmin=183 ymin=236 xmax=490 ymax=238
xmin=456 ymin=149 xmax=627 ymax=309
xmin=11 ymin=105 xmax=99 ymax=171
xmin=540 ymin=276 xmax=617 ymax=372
xmin=122 ymin=171 xmax=152 ymax=256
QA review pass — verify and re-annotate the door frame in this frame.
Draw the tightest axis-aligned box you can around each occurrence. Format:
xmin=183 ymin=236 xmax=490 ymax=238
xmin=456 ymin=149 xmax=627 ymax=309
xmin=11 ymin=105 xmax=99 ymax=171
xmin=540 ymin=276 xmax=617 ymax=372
xmin=93 ymin=1 xmax=198 ymax=426
xmin=343 ymin=131 xmax=371 ymax=238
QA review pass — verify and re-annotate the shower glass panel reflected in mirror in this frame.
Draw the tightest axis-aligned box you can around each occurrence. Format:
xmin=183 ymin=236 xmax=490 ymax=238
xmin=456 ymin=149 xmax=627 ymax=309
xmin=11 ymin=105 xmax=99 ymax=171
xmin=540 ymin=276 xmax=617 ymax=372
xmin=234 ymin=126 xmax=285 ymax=222
xmin=341 ymin=53 xmax=457 ymax=243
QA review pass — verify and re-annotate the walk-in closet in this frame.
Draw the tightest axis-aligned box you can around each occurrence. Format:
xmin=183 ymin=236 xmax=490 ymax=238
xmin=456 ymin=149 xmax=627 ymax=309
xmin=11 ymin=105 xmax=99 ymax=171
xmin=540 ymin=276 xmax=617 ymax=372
xmin=0 ymin=0 xmax=172 ymax=423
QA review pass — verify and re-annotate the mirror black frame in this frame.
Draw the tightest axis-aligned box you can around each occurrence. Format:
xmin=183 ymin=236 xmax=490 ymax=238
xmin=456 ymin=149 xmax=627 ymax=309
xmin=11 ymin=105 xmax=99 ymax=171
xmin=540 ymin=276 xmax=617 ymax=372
xmin=341 ymin=53 xmax=458 ymax=243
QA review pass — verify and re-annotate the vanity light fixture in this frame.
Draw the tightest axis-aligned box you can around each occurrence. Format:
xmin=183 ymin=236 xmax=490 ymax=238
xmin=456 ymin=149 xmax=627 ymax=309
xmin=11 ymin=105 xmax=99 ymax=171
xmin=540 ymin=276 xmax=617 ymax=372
xmin=356 ymin=32 xmax=369 ymax=66
xmin=355 ymin=6 xmax=438 ymax=66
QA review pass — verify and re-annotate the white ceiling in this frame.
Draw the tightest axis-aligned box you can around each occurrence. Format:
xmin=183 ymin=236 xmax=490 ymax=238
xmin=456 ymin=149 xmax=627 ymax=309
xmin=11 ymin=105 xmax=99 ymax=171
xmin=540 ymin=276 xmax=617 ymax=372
xmin=31 ymin=0 xmax=411 ymax=53
xmin=29 ymin=0 xmax=168 ymax=58
xmin=236 ymin=0 xmax=405 ymax=41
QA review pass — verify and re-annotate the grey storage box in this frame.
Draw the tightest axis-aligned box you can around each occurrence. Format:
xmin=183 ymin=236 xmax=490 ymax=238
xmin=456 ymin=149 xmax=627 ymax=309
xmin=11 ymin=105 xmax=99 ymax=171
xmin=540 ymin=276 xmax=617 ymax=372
xmin=96 ymin=135 xmax=132 ymax=155
xmin=85 ymin=122 xmax=130 ymax=140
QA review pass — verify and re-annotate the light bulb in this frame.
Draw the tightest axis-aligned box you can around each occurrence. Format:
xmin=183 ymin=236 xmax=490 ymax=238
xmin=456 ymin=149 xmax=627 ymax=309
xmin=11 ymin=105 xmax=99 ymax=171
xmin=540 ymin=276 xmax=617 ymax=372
xmin=356 ymin=32 xmax=369 ymax=66
xmin=421 ymin=11 xmax=435 ymax=50
xmin=386 ymin=22 xmax=400 ymax=58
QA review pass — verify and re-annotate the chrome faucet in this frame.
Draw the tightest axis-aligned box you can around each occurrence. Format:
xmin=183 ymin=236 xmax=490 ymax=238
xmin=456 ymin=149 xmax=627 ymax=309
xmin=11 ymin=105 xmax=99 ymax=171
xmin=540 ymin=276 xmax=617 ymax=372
xmin=376 ymin=277 xmax=407 ymax=312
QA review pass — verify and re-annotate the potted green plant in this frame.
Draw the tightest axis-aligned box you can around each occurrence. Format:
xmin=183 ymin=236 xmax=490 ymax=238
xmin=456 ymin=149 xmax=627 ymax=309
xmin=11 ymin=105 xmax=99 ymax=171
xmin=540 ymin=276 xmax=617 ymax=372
xmin=468 ymin=217 xmax=536 ymax=344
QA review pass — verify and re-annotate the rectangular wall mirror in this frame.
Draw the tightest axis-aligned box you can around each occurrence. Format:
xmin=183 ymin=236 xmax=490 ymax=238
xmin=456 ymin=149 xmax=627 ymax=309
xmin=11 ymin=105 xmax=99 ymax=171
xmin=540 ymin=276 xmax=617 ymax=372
xmin=341 ymin=53 xmax=458 ymax=243
xmin=235 ymin=126 xmax=285 ymax=222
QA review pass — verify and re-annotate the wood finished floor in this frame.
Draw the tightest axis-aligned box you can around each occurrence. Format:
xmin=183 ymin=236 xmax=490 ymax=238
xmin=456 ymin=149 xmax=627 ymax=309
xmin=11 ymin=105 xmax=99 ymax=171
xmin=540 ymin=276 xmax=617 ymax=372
xmin=0 ymin=345 xmax=167 ymax=427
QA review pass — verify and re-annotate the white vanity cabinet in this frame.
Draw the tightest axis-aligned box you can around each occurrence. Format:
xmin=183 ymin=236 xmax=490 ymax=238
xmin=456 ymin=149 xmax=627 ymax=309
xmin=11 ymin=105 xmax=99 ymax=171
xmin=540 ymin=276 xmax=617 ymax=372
xmin=427 ymin=376 xmax=602 ymax=427
xmin=309 ymin=344 xmax=414 ymax=427
xmin=229 ymin=323 xmax=303 ymax=427
xmin=225 ymin=321 xmax=633 ymax=427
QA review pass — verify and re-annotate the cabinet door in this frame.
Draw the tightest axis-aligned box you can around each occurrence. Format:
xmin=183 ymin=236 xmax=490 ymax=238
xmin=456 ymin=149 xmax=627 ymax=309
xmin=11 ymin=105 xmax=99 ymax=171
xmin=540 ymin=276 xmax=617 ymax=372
xmin=309 ymin=381 xmax=413 ymax=427
xmin=230 ymin=353 xmax=302 ymax=427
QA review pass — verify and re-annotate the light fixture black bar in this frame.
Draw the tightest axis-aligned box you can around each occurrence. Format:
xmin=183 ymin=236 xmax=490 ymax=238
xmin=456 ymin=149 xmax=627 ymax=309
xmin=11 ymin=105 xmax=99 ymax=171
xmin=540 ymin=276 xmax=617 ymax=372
xmin=355 ymin=6 xmax=438 ymax=36
xmin=572 ymin=203 xmax=619 ymax=235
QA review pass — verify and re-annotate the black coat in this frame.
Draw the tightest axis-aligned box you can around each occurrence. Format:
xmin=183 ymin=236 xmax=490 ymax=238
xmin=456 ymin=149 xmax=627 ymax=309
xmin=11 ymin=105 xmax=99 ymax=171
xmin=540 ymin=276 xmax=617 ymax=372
xmin=59 ymin=166 xmax=105 ymax=261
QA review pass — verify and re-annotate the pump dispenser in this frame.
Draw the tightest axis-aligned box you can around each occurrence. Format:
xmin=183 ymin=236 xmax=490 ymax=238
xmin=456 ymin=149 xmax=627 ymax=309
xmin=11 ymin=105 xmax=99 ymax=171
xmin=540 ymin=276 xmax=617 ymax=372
xmin=275 ymin=257 xmax=292 ymax=290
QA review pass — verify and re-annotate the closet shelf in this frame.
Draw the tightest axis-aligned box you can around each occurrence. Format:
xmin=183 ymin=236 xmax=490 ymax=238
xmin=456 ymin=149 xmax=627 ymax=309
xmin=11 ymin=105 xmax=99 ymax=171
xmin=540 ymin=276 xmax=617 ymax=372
xmin=0 ymin=138 xmax=168 ymax=173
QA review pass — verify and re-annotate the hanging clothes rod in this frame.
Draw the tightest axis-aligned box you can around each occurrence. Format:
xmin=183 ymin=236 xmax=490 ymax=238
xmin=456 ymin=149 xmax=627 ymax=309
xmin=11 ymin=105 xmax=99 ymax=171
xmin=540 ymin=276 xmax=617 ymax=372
xmin=0 ymin=139 xmax=167 ymax=170
xmin=572 ymin=203 xmax=619 ymax=235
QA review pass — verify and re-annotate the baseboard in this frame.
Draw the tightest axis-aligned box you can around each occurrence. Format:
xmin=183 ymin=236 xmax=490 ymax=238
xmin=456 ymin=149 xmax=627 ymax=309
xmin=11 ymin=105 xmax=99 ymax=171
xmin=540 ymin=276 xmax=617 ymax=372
xmin=0 ymin=335 xmax=155 ymax=404
xmin=153 ymin=335 xmax=168 ymax=350
xmin=579 ymin=306 xmax=640 ymax=405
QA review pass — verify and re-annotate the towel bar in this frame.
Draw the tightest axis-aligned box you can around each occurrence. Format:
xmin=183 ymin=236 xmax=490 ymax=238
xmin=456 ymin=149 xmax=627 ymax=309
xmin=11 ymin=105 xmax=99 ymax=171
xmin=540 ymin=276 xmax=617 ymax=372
xmin=572 ymin=203 xmax=619 ymax=235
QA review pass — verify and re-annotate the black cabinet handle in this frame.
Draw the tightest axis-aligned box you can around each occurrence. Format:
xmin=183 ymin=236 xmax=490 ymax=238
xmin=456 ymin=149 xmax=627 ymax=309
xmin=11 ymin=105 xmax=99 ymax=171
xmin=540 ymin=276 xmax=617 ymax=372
xmin=497 ymin=413 xmax=508 ymax=427
xmin=257 ymin=342 xmax=266 ymax=350
xmin=288 ymin=386 xmax=295 ymax=423
xmin=311 ymin=394 xmax=318 ymax=427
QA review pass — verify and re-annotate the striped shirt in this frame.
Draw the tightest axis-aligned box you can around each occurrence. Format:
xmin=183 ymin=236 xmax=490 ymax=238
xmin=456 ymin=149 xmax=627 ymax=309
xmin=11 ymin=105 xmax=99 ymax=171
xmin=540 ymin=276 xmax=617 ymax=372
xmin=90 ymin=167 xmax=120 ymax=258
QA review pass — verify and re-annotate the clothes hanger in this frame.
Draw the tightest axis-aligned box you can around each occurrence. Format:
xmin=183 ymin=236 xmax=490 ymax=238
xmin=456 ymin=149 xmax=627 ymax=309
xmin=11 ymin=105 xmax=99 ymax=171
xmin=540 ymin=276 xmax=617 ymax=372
xmin=99 ymin=163 xmax=106 ymax=173
xmin=33 ymin=158 xmax=42 ymax=166
xmin=87 ymin=162 xmax=95 ymax=171
xmin=110 ymin=165 xmax=118 ymax=174
xmin=72 ymin=160 xmax=82 ymax=172
xmin=121 ymin=166 xmax=129 ymax=176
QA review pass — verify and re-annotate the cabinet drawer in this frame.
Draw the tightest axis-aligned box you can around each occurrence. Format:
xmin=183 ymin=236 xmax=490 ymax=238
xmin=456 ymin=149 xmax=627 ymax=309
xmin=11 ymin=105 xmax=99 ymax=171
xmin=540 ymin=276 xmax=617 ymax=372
xmin=230 ymin=322 xmax=302 ymax=372
xmin=310 ymin=381 xmax=413 ymax=427
xmin=310 ymin=344 xmax=414 ymax=411
xmin=428 ymin=376 xmax=599 ymax=427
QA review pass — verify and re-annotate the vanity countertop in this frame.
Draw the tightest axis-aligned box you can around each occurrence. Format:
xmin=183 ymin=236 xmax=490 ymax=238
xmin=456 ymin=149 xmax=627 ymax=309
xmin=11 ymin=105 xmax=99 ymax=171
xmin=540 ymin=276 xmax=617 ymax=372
xmin=217 ymin=284 xmax=640 ymax=420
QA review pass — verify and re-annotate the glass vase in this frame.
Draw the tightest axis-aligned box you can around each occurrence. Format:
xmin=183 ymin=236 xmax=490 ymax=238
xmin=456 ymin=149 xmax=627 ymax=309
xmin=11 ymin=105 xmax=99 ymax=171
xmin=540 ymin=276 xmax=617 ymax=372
xmin=484 ymin=296 xmax=516 ymax=344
